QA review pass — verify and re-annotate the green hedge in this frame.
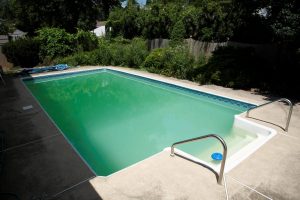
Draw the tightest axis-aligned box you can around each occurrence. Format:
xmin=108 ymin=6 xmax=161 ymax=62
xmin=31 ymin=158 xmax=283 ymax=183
xmin=142 ymin=45 xmax=195 ymax=79
xmin=36 ymin=28 xmax=76 ymax=61
xmin=197 ymin=46 xmax=266 ymax=88
xmin=2 ymin=38 xmax=40 ymax=68
xmin=54 ymin=37 xmax=149 ymax=68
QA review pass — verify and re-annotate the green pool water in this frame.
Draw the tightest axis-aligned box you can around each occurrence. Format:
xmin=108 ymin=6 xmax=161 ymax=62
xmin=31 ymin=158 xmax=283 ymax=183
xmin=24 ymin=69 xmax=256 ymax=176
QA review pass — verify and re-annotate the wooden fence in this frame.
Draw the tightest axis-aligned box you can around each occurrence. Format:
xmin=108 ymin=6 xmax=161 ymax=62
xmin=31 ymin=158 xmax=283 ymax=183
xmin=148 ymin=38 xmax=278 ymax=62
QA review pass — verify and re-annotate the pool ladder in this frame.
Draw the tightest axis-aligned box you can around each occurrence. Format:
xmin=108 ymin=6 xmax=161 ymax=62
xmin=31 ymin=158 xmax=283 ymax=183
xmin=246 ymin=98 xmax=293 ymax=132
xmin=170 ymin=134 xmax=227 ymax=185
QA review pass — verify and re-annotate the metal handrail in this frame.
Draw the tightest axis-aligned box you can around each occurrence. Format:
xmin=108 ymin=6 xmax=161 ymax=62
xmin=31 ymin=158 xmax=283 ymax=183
xmin=246 ymin=98 xmax=293 ymax=132
xmin=170 ymin=134 xmax=227 ymax=185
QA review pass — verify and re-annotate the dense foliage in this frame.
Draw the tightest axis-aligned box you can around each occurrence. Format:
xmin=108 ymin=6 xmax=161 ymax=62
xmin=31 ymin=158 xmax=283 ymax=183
xmin=2 ymin=28 xmax=99 ymax=67
xmin=36 ymin=28 xmax=76 ymax=61
xmin=107 ymin=1 xmax=230 ymax=42
xmin=197 ymin=46 xmax=266 ymax=89
xmin=143 ymin=46 xmax=195 ymax=79
xmin=0 ymin=0 xmax=121 ymax=34
xmin=55 ymin=37 xmax=149 ymax=68
xmin=2 ymin=38 xmax=40 ymax=68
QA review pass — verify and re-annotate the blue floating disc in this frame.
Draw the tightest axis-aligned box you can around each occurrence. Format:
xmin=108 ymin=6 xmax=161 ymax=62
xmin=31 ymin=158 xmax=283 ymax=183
xmin=211 ymin=152 xmax=223 ymax=161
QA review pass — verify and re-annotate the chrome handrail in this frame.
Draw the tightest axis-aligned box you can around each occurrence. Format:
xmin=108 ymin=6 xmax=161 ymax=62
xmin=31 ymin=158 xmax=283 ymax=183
xmin=246 ymin=98 xmax=293 ymax=132
xmin=170 ymin=134 xmax=227 ymax=185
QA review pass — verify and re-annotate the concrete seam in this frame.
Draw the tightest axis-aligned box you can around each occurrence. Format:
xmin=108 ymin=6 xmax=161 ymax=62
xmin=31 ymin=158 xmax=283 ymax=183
xmin=226 ymin=175 xmax=273 ymax=200
xmin=47 ymin=176 xmax=96 ymax=200
xmin=276 ymin=131 xmax=300 ymax=140
xmin=1 ymin=133 xmax=61 ymax=152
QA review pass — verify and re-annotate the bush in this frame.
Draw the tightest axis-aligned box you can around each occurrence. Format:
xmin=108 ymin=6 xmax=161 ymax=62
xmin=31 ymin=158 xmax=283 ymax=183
xmin=123 ymin=38 xmax=149 ymax=68
xmin=170 ymin=20 xmax=186 ymax=46
xmin=2 ymin=38 xmax=40 ymax=68
xmin=54 ymin=51 xmax=96 ymax=66
xmin=142 ymin=48 xmax=165 ymax=72
xmin=196 ymin=46 xmax=266 ymax=88
xmin=36 ymin=28 xmax=76 ymax=61
xmin=55 ymin=37 xmax=149 ymax=68
xmin=76 ymin=30 xmax=98 ymax=52
xmin=142 ymin=46 xmax=195 ymax=79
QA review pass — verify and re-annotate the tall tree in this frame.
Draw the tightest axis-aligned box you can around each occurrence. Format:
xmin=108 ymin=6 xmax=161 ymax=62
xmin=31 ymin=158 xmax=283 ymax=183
xmin=97 ymin=0 xmax=121 ymax=20
xmin=12 ymin=0 xmax=120 ymax=34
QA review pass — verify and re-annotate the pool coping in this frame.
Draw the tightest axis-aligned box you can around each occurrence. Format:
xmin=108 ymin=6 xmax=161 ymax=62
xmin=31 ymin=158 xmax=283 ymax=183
xmin=20 ymin=66 xmax=277 ymax=177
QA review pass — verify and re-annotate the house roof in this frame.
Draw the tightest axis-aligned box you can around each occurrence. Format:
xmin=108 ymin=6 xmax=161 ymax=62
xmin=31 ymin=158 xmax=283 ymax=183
xmin=9 ymin=29 xmax=27 ymax=36
xmin=96 ymin=21 xmax=107 ymax=27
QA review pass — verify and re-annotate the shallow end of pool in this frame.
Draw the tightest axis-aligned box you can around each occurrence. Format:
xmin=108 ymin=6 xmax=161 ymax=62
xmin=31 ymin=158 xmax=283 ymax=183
xmin=164 ymin=115 xmax=277 ymax=174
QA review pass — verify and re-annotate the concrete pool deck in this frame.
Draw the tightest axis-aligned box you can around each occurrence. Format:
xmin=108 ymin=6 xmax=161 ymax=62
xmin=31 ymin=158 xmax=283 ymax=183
xmin=0 ymin=66 xmax=299 ymax=199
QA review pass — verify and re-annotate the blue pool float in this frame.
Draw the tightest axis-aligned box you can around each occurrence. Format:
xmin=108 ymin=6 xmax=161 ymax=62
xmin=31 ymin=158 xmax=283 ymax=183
xmin=211 ymin=152 xmax=223 ymax=161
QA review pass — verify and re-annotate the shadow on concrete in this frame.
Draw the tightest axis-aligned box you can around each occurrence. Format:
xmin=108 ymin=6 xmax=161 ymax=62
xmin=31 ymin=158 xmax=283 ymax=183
xmin=54 ymin=181 xmax=103 ymax=200
xmin=0 ymin=75 xmax=62 ymax=149
xmin=0 ymin=76 xmax=103 ymax=200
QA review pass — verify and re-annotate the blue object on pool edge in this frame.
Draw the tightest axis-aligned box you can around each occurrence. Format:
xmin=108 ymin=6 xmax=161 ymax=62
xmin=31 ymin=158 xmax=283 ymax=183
xmin=22 ymin=64 xmax=69 ymax=74
xmin=211 ymin=152 xmax=223 ymax=161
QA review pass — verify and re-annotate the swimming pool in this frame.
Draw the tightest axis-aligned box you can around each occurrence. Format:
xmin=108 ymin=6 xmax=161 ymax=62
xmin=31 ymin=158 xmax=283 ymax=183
xmin=23 ymin=68 xmax=276 ymax=175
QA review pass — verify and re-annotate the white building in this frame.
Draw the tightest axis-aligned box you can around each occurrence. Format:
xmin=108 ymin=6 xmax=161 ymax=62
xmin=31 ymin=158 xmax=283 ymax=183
xmin=92 ymin=26 xmax=106 ymax=37
xmin=9 ymin=29 xmax=27 ymax=41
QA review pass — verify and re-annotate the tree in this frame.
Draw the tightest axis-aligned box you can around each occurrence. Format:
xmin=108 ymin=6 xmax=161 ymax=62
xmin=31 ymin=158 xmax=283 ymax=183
xmin=11 ymin=0 xmax=121 ymax=34
xmin=170 ymin=20 xmax=186 ymax=45
xmin=181 ymin=6 xmax=198 ymax=38
xmin=0 ymin=0 xmax=17 ymax=20
xmin=194 ymin=1 xmax=228 ymax=42
xmin=146 ymin=0 xmax=152 ymax=5
xmin=0 ymin=22 xmax=9 ymax=34
xmin=126 ymin=0 xmax=138 ymax=7
xmin=122 ymin=6 xmax=143 ymax=39
xmin=268 ymin=0 xmax=300 ymax=44
xmin=97 ymin=0 xmax=121 ymax=20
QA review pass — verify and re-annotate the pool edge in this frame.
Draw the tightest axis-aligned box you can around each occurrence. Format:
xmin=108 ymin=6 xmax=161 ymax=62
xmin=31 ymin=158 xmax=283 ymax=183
xmin=20 ymin=66 xmax=277 ymax=177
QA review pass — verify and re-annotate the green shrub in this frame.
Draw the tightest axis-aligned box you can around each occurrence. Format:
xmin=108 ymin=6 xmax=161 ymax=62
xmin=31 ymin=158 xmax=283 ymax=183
xmin=109 ymin=42 xmax=127 ymax=66
xmin=197 ymin=46 xmax=266 ymax=88
xmin=76 ymin=30 xmax=98 ymax=52
xmin=36 ymin=28 xmax=76 ymax=61
xmin=55 ymin=51 xmax=96 ymax=66
xmin=123 ymin=38 xmax=149 ymax=68
xmin=142 ymin=46 xmax=195 ymax=79
xmin=55 ymin=37 xmax=148 ymax=68
xmin=91 ymin=47 xmax=112 ymax=65
xmin=142 ymin=48 xmax=166 ymax=73
xmin=2 ymin=38 xmax=40 ymax=68
xmin=170 ymin=20 xmax=186 ymax=46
